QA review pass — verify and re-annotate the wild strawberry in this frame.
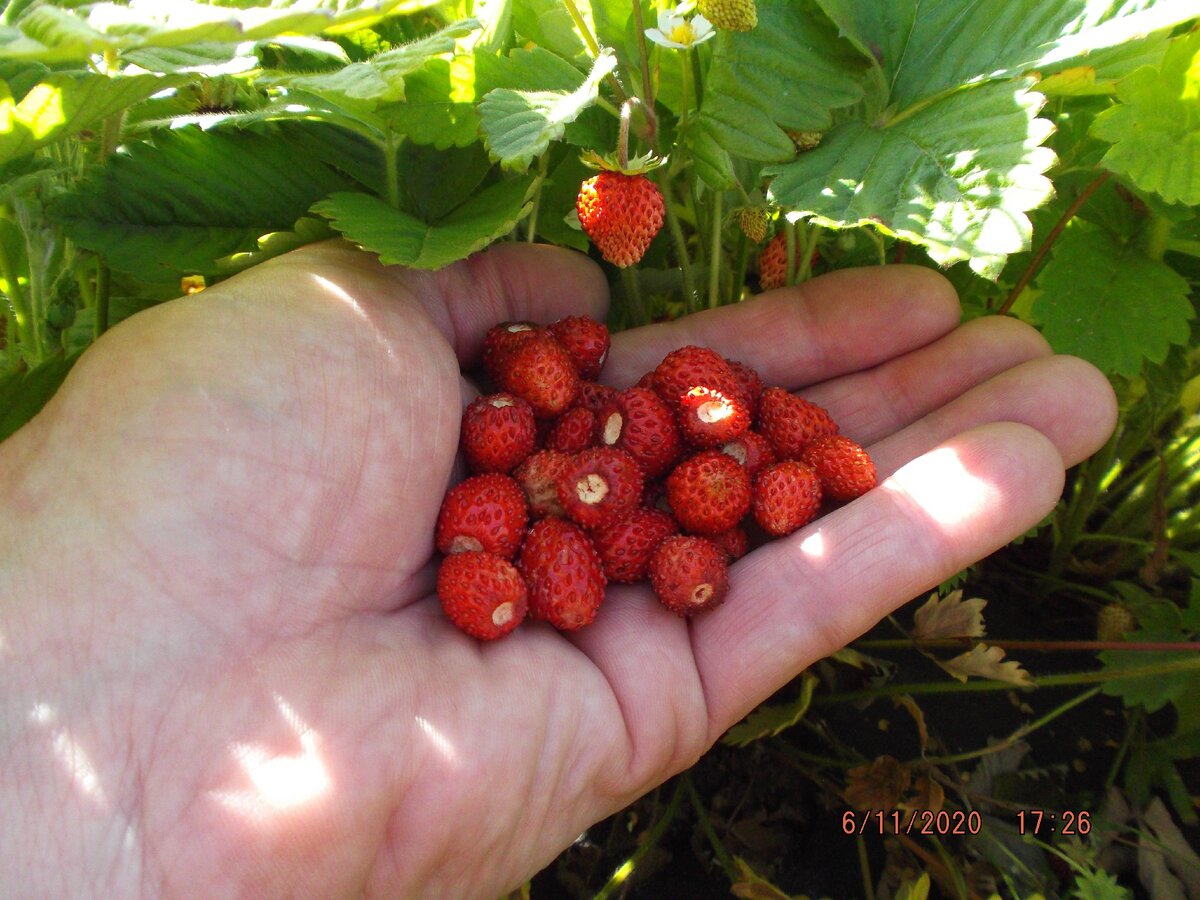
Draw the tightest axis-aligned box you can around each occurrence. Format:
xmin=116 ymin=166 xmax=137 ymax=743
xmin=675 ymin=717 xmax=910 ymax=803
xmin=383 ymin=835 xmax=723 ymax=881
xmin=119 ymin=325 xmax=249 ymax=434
xmin=709 ymin=526 xmax=749 ymax=561
xmin=482 ymin=321 xmax=538 ymax=382
xmin=735 ymin=207 xmax=770 ymax=243
xmin=721 ymin=431 xmax=777 ymax=480
xmin=576 ymin=381 xmax=620 ymax=417
xmin=677 ymin=386 xmax=751 ymax=448
xmin=649 ymin=536 xmax=730 ymax=616
xmin=800 ymin=435 xmax=877 ymax=501
xmin=596 ymin=386 xmax=682 ymax=478
xmin=726 ymin=358 xmax=764 ymax=418
xmin=518 ymin=517 xmax=606 ymax=630
xmin=650 ymin=345 xmax=741 ymax=408
xmin=1096 ymin=603 xmax=1137 ymax=642
xmin=576 ymin=171 xmax=664 ymax=268
xmin=436 ymin=473 xmax=529 ymax=558
xmin=495 ymin=329 xmax=581 ymax=419
xmin=556 ymin=447 xmax=645 ymax=529
xmin=544 ymin=406 xmax=596 ymax=454
xmin=437 ymin=552 xmax=527 ymax=640
xmin=666 ymin=450 xmax=752 ymax=536
xmin=758 ymin=232 xmax=787 ymax=291
xmin=758 ymin=387 xmax=838 ymax=460
xmin=752 ymin=461 xmax=822 ymax=537
xmin=591 ymin=508 xmax=679 ymax=583
xmin=513 ymin=449 xmax=572 ymax=518
xmin=549 ymin=315 xmax=611 ymax=380
xmin=460 ymin=393 xmax=536 ymax=473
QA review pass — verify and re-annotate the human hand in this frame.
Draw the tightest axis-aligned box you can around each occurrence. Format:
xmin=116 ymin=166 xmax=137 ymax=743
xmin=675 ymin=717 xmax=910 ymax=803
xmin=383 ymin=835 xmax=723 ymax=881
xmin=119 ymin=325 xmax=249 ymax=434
xmin=0 ymin=241 xmax=1116 ymax=897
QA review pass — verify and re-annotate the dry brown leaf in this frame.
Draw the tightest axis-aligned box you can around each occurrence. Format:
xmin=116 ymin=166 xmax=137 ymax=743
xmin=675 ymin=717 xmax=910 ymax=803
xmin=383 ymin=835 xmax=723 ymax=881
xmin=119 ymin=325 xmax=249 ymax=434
xmin=913 ymin=589 xmax=988 ymax=640
xmin=845 ymin=755 xmax=912 ymax=811
xmin=937 ymin=643 xmax=1034 ymax=687
xmin=905 ymin=776 xmax=945 ymax=815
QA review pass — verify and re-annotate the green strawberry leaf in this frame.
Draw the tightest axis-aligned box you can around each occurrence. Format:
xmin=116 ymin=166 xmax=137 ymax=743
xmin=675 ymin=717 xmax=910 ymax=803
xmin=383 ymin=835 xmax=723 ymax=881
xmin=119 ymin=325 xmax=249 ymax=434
xmin=1091 ymin=30 xmax=1200 ymax=206
xmin=769 ymin=80 xmax=1055 ymax=278
xmin=478 ymin=48 xmax=616 ymax=172
xmin=1032 ymin=225 xmax=1193 ymax=376
xmin=722 ymin=671 xmax=818 ymax=747
xmin=0 ymin=73 xmax=183 ymax=165
xmin=48 ymin=127 xmax=354 ymax=276
xmin=380 ymin=58 xmax=479 ymax=148
xmin=1098 ymin=635 xmax=1200 ymax=713
xmin=0 ymin=0 xmax=414 ymax=63
xmin=313 ymin=176 xmax=536 ymax=269
xmin=696 ymin=0 xmax=865 ymax=166
xmin=265 ymin=18 xmax=478 ymax=108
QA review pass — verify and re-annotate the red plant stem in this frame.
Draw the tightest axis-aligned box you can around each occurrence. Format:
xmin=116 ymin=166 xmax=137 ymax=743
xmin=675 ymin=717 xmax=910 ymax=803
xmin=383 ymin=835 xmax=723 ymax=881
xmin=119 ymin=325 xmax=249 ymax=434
xmin=998 ymin=170 xmax=1111 ymax=316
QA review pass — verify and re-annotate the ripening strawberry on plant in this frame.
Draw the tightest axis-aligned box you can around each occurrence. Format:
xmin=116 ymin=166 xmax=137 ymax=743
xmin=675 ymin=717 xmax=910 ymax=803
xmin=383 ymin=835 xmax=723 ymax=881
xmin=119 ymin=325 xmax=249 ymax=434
xmin=576 ymin=149 xmax=666 ymax=268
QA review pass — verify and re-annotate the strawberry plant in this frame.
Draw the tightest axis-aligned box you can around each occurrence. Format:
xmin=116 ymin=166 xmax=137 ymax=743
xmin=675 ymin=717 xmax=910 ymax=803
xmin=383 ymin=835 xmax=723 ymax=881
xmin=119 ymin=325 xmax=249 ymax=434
xmin=2 ymin=0 xmax=1198 ymax=896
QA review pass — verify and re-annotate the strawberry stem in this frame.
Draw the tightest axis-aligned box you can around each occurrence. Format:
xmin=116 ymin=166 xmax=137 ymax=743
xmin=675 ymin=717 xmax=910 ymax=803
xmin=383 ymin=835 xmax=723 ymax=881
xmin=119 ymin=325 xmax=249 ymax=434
xmin=708 ymin=190 xmax=723 ymax=308
xmin=618 ymin=101 xmax=632 ymax=170
xmin=560 ymin=0 xmax=627 ymax=105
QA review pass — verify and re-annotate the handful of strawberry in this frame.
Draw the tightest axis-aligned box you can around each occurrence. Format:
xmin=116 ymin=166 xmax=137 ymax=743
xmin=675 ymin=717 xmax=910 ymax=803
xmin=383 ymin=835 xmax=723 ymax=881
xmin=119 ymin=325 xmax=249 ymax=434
xmin=435 ymin=315 xmax=877 ymax=640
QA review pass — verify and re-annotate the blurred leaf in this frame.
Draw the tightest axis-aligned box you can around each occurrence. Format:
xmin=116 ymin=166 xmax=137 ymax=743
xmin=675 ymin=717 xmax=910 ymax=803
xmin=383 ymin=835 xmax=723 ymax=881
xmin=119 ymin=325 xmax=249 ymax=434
xmin=731 ymin=856 xmax=796 ymax=900
xmin=1099 ymin=644 xmax=1198 ymax=712
xmin=478 ymin=48 xmax=615 ymax=172
xmin=913 ymin=589 xmax=988 ymax=640
xmin=1033 ymin=225 xmax=1193 ymax=377
xmin=894 ymin=873 xmax=931 ymax=900
xmin=0 ymin=0 xmax=415 ymax=62
xmin=722 ymin=671 xmax=818 ymax=747
xmin=0 ymin=73 xmax=179 ymax=165
xmin=49 ymin=127 xmax=354 ymax=276
xmin=1143 ymin=796 xmax=1200 ymax=893
xmin=313 ymin=176 xmax=534 ymax=269
xmin=121 ymin=41 xmax=259 ymax=73
xmin=1092 ymin=30 xmax=1200 ymax=206
xmin=937 ymin=644 xmax=1034 ymax=687
xmin=1071 ymin=868 xmax=1134 ymax=899
xmin=0 ymin=351 xmax=78 ymax=441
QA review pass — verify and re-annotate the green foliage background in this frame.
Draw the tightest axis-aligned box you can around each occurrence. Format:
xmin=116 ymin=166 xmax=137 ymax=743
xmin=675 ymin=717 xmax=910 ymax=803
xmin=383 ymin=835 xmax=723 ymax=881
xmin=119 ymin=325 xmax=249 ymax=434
xmin=1 ymin=0 xmax=1198 ymax=896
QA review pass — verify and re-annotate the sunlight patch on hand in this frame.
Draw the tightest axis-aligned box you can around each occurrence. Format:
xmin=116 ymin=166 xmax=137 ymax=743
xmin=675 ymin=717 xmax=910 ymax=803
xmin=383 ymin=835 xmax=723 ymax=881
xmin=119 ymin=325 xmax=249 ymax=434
xmin=880 ymin=446 xmax=996 ymax=528
xmin=213 ymin=694 xmax=330 ymax=819
xmin=28 ymin=702 xmax=108 ymax=805
xmin=310 ymin=273 xmax=398 ymax=359
xmin=798 ymin=529 xmax=826 ymax=559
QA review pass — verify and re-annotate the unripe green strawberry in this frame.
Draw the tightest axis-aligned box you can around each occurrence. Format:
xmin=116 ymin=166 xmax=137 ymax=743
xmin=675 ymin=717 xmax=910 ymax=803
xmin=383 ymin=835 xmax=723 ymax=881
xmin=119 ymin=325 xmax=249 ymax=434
xmin=735 ymin=207 xmax=770 ymax=243
xmin=697 ymin=0 xmax=757 ymax=31
xmin=576 ymin=171 xmax=665 ymax=268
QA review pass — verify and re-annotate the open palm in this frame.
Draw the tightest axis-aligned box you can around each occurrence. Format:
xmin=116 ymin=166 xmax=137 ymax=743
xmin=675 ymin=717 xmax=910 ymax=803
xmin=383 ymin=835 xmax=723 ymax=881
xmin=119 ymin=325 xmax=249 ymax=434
xmin=1 ymin=241 xmax=1116 ymax=898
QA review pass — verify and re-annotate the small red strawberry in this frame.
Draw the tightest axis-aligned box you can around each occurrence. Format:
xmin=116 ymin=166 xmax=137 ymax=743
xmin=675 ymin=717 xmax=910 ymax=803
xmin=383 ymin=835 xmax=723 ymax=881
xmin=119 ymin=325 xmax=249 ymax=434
xmin=513 ymin=449 xmax=572 ymax=519
xmin=665 ymin=450 xmax=752 ymax=536
xmin=437 ymin=551 xmax=528 ymax=640
xmin=726 ymin=358 xmax=764 ymax=418
xmin=752 ymin=460 xmax=822 ymax=537
xmin=757 ymin=387 xmax=839 ymax=460
xmin=556 ymin=447 xmax=645 ymax=529
xmin=709 ymin=526 xmax=749 ymax=561
xmin=650 ymin=345 xmax=741 ymax=408
xmin=544 ymin=406 xmax=596 ymax=454
xmin=677 ymin=385 xmax=751 ymax=448
xmin=518 ymin=517 xmax=607 ymax=630
xmin=800 ymin=435 xmax=877 ymax=501
xmin=576 ymin=381 xmax=620 ymax=417
xmin=758 ymin=232 xmax=788 ymax=291
xmin=482 ymin=321 xmax=538 ymax=382
xmin=495 ymin=329 xmax=581 ymax=419
xmin=721 ymin=431 xmax=777 ymax=479
xmin=436 ymin=473 xmax=528 ymax=558
xmin=460 ymin=393 xmax=536 ymax=473
xmin=649 ymin=536 xmax=730 ymax=616
xmin=596 ymin=386 xmax=682 ymax=478
xmin=576 ymin=171 xmax=664 ymax=268
xmin=549 ymin=316 xmax=611 ymax=380
xmin=591 ymin=508 xmax=679 ymax=583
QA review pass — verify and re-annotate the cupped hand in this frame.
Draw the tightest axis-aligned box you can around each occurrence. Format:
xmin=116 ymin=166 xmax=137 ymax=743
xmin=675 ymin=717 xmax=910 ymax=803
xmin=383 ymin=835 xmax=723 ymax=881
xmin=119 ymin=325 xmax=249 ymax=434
xmin=0 ymin=241 xmax=1116 ymax=898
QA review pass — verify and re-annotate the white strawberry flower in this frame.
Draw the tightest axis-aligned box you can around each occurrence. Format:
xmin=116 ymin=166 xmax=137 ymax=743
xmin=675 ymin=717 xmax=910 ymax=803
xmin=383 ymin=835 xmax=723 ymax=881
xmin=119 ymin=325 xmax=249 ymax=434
xmin=645 ymin=5 xmax=715 ymax=50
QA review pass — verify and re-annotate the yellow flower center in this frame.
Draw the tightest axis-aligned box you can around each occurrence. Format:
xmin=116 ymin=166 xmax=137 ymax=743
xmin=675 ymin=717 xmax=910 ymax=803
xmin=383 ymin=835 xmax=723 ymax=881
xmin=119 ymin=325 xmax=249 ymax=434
xmin=668 ymin=22 xmax=697 ymax=45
